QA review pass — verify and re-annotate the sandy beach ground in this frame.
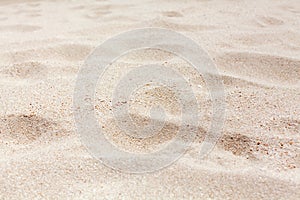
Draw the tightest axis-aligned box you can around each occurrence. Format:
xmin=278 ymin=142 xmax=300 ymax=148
xmin=0 ymin=0 xmax=299 ymax=199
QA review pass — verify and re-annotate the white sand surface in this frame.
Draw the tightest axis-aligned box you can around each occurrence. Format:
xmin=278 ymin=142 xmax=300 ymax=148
xmin=0 ymin=0 xmax=299 ymax=199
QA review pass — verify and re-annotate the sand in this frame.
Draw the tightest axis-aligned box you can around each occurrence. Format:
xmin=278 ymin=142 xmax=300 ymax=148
xmin=0 ymin=0 xmax=299 ymax=199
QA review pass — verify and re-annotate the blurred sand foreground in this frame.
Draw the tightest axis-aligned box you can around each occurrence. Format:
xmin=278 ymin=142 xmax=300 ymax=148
xmin=0 ymin=0 xmax=299 ymax=199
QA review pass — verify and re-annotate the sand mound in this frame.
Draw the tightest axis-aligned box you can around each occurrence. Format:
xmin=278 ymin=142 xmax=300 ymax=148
xmin=0 ymin=114 xmax=67 ymax=144
xmin=219 ymin=133 xmax=252 ymax=156
xmin=1 ymin=44 xmax=92 ymax=64
xmin=0 ymin=61 xmax=47 ymax=79
xmin=216 ymin=52 xmax=300 ymax=87
xmin=143 ymin=18 xmax=216 ymax=31
xmin=0 ymin=24 xmax=41 ymax=32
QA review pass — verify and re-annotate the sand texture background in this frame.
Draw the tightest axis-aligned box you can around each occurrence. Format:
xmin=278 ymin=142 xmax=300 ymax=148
xmin=0 ymin=0 xmax=300 ymax=199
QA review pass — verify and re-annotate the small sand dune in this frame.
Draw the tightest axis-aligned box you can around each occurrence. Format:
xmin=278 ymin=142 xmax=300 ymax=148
xmin=216 ymin=52 xmax=300 ymax=88
xmin=0 ymin=114 xmax=69 ymax=144
xmin=0 ymin=62 xmax=47 ymax=79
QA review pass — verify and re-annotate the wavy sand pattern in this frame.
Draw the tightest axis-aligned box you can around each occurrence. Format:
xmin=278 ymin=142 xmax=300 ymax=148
xmin=0 ymin=0 xmax=299 ymax=199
